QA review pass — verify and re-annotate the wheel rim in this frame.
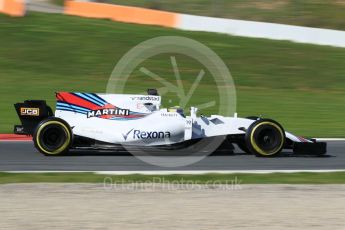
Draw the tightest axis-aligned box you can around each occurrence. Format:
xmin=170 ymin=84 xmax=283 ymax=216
xmin=250 ymin=122 xmax=284 ymax=156
xmin=39 ymin=124 xmax=67 ymax=152
xmin=255 ymin=127 xmax=280 ymax=152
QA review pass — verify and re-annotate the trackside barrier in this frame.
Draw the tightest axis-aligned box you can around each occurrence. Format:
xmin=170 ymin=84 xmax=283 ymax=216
xmin=0 ymin=0 xmax=25 ymax=16
xmin=64 ymin=0 xmax=178 ymax=28
xmin=177 ymin=14 xmax=345 ymax=48
xmin=64 ymin=1 xmax=345 ymax=48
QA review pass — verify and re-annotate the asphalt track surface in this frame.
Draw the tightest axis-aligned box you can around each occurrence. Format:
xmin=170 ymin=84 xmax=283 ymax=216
xmin=0 ymin=141 xmax=344 ymax=171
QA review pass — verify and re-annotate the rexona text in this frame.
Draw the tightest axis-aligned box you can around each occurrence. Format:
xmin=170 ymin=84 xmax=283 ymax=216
xmin=133 ymin=130 xmax=171 ymax=139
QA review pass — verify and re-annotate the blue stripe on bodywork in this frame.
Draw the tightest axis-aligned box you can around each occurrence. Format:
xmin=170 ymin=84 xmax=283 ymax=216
xmin=87 ymin=93 xmax=107 ymax=105
xmin=73 ymin=93 xmax=104 ymax=106
xmin=81 ymin=93 xmax=106 ymax=106
xmin=56 ymin=102 xmax=91 ymax=112
xmin=56 ymin=107 xmax=88 ymax=115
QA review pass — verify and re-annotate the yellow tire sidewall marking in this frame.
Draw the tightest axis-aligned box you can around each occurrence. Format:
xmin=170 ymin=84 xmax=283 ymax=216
xmin=250 ymin=121 xmax=284 ymax=156
xmin=36 ymin=121 xmax=71 ymax=155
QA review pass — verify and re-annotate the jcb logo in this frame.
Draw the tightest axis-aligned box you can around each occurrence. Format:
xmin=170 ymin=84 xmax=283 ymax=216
xmin=20 ymin=108 xmax=40 ymax=116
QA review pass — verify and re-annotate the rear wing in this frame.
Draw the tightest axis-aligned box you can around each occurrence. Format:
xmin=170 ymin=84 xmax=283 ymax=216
xmin=14 ymin=100 xmax=53 ymax=135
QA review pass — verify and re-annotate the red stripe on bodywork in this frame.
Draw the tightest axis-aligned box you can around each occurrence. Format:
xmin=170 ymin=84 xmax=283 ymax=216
xmin=298 ymin=136 xmax=308 ymax=142
xmin=56 ymin=92 xmax=101 ymax=110
xmin=56 ymin=92 xmax=147 ymax=120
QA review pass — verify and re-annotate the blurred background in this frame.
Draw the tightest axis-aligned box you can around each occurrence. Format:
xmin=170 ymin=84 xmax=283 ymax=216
xmin=0 ymin=0 xmax=344 ymax=137
xmin=106 ymin=0 xmax=345 ymax=29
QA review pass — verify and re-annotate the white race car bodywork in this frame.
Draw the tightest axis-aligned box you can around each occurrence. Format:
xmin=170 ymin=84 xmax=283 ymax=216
xmin=54 ymin=92 xmax=305 ymax=146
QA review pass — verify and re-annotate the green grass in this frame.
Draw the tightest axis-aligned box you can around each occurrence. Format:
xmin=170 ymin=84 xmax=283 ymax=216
xmin=1 ymin=172 xmax=345 ymax=184
xmin=109 ymin=0 xmax=345 ymax=30
xmin=0 ymin=13 xmax=344 ymax=137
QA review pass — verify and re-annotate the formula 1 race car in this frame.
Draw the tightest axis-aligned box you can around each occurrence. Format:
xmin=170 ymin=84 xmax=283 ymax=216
xmin=14 ymin=89 xmax=327 ymax=157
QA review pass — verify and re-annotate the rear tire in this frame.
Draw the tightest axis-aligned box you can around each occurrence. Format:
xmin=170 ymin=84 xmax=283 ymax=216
xmin=33 ymin=117 xmax=72 ymax=156
xmin=245 ymin=119 xmax=285 ymax=157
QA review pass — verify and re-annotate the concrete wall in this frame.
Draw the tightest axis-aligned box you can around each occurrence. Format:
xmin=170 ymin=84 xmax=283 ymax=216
xmin=178 ymin=14 xmax=345 ymax=48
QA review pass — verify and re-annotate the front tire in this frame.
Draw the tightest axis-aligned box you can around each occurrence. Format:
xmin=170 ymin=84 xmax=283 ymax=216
xmin=245 ymin=119 xmax=285 ymax=157
xmin=33 ymin=117 xmax=72 ymax=156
